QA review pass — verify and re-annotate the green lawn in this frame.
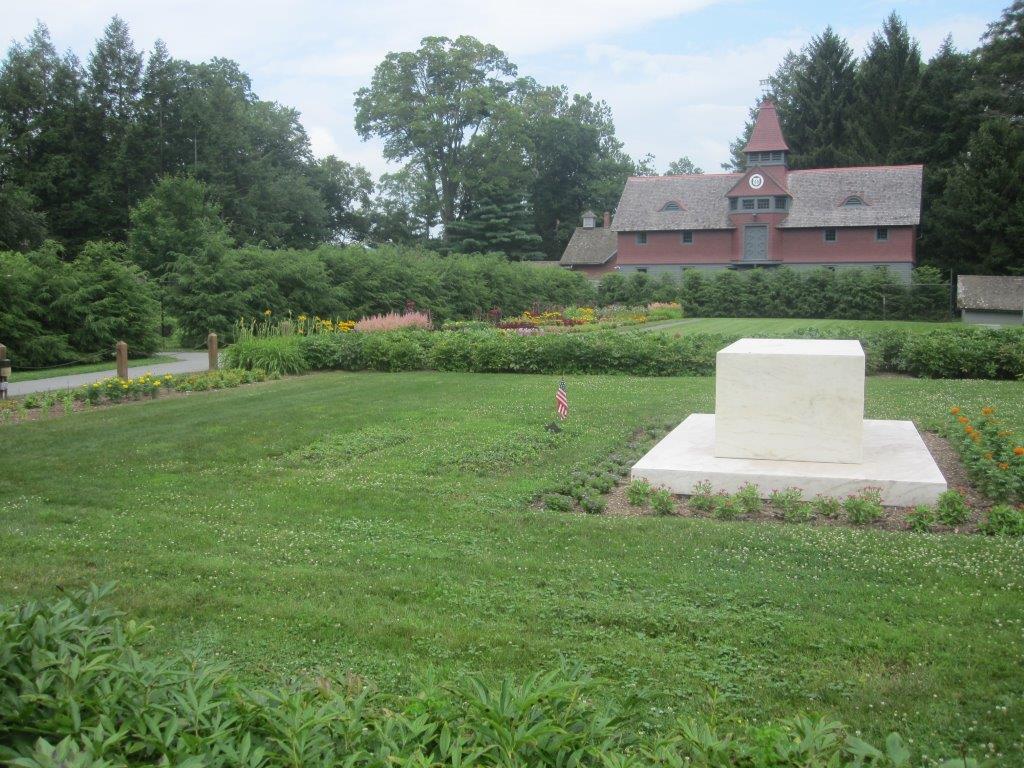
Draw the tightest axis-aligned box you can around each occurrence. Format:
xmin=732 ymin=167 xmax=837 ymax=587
xmin=638 ymin=317 xmax=962 ymax=335
xmin=10 ymin=354 xmax=176 ymax=382
xmin=1 ymin=372 xmax=1022 ymax=763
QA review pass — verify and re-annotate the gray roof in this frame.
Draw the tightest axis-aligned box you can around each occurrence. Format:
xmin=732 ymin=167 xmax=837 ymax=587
xmin=780 ymin=166 xmax=923 ymax=228
xmin=559 ymin=227 xmax=616 ymax=266
xmin=611 ymin=165 xmax=923 ymax=231
xmin=957 ymin=275 xmax=1024 ymax=312
xmin=612 ymin=175 xmax=740 ymax=231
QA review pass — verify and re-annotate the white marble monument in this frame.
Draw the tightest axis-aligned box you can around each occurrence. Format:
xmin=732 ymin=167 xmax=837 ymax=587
xmin=632 ymin=338 xmax=946 ymax=506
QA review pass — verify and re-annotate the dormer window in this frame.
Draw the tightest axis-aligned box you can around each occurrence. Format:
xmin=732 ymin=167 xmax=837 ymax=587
xmin=842 ymin=196 xmax=866 ymax=207
xmin=661 ymin=201 xmax=682 ymax=211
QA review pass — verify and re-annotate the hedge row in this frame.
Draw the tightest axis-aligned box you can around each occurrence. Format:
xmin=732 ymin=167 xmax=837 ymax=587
xmin=223 ymin=326 xmax=1024 ymax=380
xmin=0 ymin=585 xmax=954 ymax=767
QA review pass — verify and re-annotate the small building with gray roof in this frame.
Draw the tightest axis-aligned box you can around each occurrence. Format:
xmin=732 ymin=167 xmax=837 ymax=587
xmin=957 ymin=275 xmax=1024 ymax=325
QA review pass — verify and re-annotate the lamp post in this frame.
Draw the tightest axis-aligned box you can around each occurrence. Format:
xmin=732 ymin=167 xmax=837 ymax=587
xmin=0 ymin=344 xmax=10 ymax=401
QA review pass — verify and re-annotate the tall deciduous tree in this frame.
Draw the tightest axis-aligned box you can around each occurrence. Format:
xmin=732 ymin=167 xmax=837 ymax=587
xmin=665 ymin=156 xmax=703 ymax=175
xmin=354 ymin=36 xmax=517 ymax=236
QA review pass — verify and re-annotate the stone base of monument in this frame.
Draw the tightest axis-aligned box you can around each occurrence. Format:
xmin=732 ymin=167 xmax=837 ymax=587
xmin=631 ymin=414 xmax=946 ymax=507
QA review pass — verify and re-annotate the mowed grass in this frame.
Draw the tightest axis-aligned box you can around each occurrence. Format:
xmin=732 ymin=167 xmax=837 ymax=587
xmin=10 ymin=354 xmax=176 ymax=382
xmin=638 ymin=317 xmax=962 ymax=335
xmin=1 ymin=372 xmax=1022 ymax=762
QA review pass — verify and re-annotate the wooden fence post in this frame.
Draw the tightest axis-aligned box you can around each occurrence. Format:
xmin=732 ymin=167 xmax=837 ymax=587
xmin=207 ymin=333 xmax=218 ymax=371
xmin=0 ymin=343 xmax=9 ymax=400
xmin=116 ymin=341 xmax=128 ymax=379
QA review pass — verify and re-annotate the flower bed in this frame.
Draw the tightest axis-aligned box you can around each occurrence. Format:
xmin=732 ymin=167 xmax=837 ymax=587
xmin=945 ymin=405 xmax=1024 ymax=504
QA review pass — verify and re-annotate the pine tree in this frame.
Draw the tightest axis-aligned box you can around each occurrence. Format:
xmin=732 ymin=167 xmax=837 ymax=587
xmin=978 ymin=0 xmax=1024 ymax=120
xmin=854 ymin=13 xmax=924 ymax=164
xmin=447 ymin=179 xmax=543 ymax=260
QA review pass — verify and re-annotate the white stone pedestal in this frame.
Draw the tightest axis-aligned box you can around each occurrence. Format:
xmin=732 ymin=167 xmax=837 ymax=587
xmin=715 ymin=338 xmax=864 ymax=464
xmin=632 ymin=414 xmax=946 ymax=506
xmin=631 ymin=337 xmax=947 ymax=508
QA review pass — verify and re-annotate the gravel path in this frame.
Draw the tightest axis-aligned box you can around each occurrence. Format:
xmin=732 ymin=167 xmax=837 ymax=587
xmin=6 ymin=352 xmax=210 ymax=397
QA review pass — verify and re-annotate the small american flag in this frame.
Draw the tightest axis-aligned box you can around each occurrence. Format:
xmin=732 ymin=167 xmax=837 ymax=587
xmin=555 ymin=378 xmax=569 ymax=420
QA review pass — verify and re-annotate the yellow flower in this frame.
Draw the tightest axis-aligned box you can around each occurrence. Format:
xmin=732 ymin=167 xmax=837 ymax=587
xmin=263 ymin=309 xmax=272 ymax=317
xmin=982 ymin=406 xmax=995 ymax=416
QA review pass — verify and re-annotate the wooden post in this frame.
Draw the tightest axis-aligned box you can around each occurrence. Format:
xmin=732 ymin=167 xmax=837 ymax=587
xmin=207 ymin=333 xmax=218 ymax=371
xmin=116 ymin=341 xmax=128 ymax=379
xmin=0 ymin=343 xmax=8 ymax=400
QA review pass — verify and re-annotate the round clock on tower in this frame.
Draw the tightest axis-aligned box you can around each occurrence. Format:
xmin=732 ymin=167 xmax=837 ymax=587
xmin=749 ymin=173 xmax=764 ymax=190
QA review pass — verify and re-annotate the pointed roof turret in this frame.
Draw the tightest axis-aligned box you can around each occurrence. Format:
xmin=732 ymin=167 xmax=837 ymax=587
xmin=743 ymin=100 xmax=790 ymax=153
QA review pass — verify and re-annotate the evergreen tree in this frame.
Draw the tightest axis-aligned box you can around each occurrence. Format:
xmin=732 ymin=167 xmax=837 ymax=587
xmin=784 ymin=28 xmax=860 ymax=169
xmin=447 ymin=178 xmax=543 ymax=259
xmin=83 ymin=16 xmax=144 ymax=241
xmin=854 ymin=13 xmax=923 ymax=164
xmin=977 ymin=0 xmax=1024 ymax=120
xmin=927 ymin=118 xmax=1024 ymax=275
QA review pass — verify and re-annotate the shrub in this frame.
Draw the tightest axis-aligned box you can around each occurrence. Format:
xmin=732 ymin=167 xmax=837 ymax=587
xmin=734 ymin=483 xmax=762 ymax=515
xmin=223 ymin=335 xmax=308 ymax=375
xmin=769 ymin=488 xmax=806 ymax=519
xmin=580 ymin=494 xmax=606 ymax=514
xmin=626 ymin=478 xmax=652 ymax=507
xmin=0 ymin=585 xmax=953 ymax=767
xmin=936 ymin=490 xmax=971 ymax=526
xmin=811 ymin=494 xmax=842 ymax=519
xmin=355 ymin=310 xmax=432 ymax=332
xmin=588 ymin=473 xmax=616 ymax=494
xmin=979 ymin=504 xmax=1024 ymax=536
xmin=650 ymin=488 xmax=675 ymax=515
xmin=943 ymin=406 xmax=1024 ymax=504
xmin=907 ymin=505 xmax=935 ymax=532
xmin=543 ymin=493 xmax=574 ymax=513
xmin=713 ymin=493 xmax=740 ymax=520
xmin=688 ymin=480 xmax=716 ymax=512
xmin=843 ymin=489 xmax=884 ymax=525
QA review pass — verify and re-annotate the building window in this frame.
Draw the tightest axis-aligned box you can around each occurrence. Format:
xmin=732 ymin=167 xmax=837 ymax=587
xmin=729 ymin=198 xmax=738 ymax=211
xmin=774 ymin=196 xmax=787 ymax=210
xmin=742 ymin=199 xmax=755 ymax=210
xmin=843 ymin=196 xmax=865 ymax=206
xmin=636 ymin=267 xmax=648 ymax=273
xmin=756 ymin=198 xmax=770 ymax=210
xmin=661 ymin=201 xmax=681 ymax=211
xmin=876 ymin=227 xmax=889 ymax=241
xmin=824 ymin=228 xmax=837 ymax=242
xmin=681 ymin=230 xmax=693 ymax=244
xmin=635 ymin=232 xmax=648 ymax=245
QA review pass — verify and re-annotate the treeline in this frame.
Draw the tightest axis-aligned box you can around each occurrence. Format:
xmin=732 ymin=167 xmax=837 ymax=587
xmin=0 ymin=20 xmax=644 ymax=261
xmin=731 ymin=6 xmax=1024 ymax=275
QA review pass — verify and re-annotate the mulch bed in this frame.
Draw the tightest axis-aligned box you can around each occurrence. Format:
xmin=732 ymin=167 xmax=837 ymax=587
xmin=585 ymin=431 xmax=991 ymax=535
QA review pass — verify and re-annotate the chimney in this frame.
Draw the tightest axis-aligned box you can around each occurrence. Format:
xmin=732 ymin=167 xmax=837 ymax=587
xmin=603 ymin=211 xmax=611 ymax=228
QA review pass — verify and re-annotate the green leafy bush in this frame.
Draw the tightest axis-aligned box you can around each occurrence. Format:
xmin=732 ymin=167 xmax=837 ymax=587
xmin=713 ymin=493 xmax=740 ymax=520
xmin=650 ymin=488 xmax=675 ymax=515
xmin=588 ymin=473 xmax=617 ymax=494
xmin=843 ymin=489 xmax=885 ymax=525
xmin=734 ymin=483 xmax=763 ymax=515
xmin=580 ymin=494 xmax=606 ymax=514
xmin=907 ymin=505 xmax=936 ymax=532
xmin=936 ymin=490 xmax=971 ymax=526
xmin=687 ymin=480 xmax=716 ymax=512
xmin=979 ymin=504 xmax=1024 ymax=536
xmin=626 ymin=478 xmax=652 ymax=507
xmin=542 ymin=493 xmax=574 ymax=512
xmin=811 ymin=494 xmax=842 ymax=519
xmin=769 ymin=488 xmax=807 ymax=520
xmin=223 ymin=335 xmax=309 ymax=375
xmin=0 ymin=585 xmax=951 ymax=767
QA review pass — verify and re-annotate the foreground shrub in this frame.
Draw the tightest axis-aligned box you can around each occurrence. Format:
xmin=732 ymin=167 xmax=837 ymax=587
xmin=943 ymin=406 xmax=1024 ymax=503
xmin=650 ymin=488 xmax=675 ymax=515
xmin=0 ymin=585 xmax=952 ymax=767
xmin=979 ymin=504 xmax=1024 ymax=536
xmin=843 ymin=489 xmax=885 ymax=525
xmin=936 ymin=489 xmax=971 ymax=526
xmin=223 ymin=335 xmax=308 ymax=375
xmin=626 ymin=478 xmax=652 ymax=506
xmin=907 ymin=505 xmax=936 ymax=532
xmin=228 ymin=325 xmax=1024 ymax=381
xmin=354 ymin=310 xmax=432 ymax=332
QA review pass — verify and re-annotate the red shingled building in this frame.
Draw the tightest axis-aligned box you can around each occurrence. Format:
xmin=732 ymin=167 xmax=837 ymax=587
xmin=560 ymin=101 xmax=923 ymax=281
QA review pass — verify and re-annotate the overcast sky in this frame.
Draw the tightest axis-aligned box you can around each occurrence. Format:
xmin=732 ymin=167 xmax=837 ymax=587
xmin=2 ymin=0 xmax=1009 ymax=177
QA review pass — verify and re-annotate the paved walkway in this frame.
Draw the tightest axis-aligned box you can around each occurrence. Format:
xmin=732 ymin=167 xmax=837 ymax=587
xmin=7 ymin=352 xmax=210 ymax=397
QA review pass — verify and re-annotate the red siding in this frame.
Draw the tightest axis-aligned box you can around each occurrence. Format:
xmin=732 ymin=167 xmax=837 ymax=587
xmin=617 ymin=230 xmax=734 ymax=264
xmin=615 ymin=224 xmax=915 ymax=265
xmin=778 ymin=226 xmax=915 ymax=263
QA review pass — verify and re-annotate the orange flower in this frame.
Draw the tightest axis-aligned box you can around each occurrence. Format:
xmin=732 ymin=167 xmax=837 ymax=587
xmin=958 ymin=416 xmax=969 ymax=424
xmin=1015 ymin=446 xmax=1024 ymax=456
xmin=964 ymin=425 xmax=974 ymax=434
xmin=972 ymin=433 xmax=982 ymax=443
xmin=950 ymin=406 xmax=961 ymax=415
xmin=982 ymin=406 xmax=994 ymax=416
xmin=998 ymin=462 xmax=1010 ymax=470
xmin=984 ymin=452 xmax=994 ymax=461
